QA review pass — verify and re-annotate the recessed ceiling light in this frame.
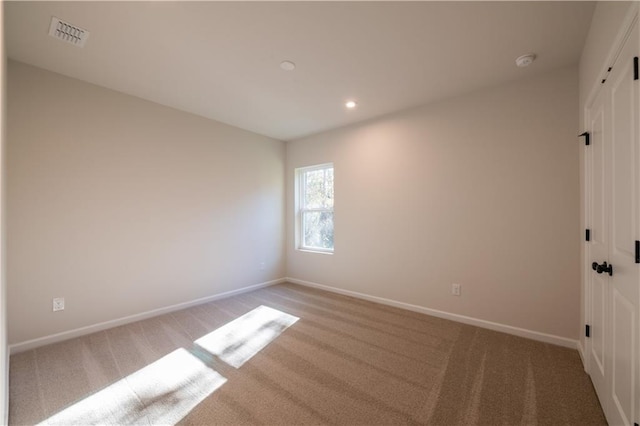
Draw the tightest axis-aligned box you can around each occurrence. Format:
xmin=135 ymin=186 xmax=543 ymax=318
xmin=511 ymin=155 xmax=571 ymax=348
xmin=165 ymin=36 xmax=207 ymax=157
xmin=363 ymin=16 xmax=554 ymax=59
xmin=345 ymin=100 xmax=357 ymax=109
xmin=515 ymin=54 xmax=536 ymax=68
xmin=280 ymin=60 xmax=296 ymax=71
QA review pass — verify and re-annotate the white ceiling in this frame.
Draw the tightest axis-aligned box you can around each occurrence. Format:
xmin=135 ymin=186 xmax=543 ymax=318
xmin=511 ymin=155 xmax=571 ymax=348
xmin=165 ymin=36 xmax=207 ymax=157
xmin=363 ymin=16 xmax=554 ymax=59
xmin=5 ymin=1 xmax=595 ymax=141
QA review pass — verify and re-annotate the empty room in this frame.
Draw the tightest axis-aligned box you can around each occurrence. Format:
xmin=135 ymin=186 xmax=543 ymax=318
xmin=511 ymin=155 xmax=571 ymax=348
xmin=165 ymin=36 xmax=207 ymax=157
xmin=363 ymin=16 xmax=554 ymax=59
xmin=1 ymin=1 xmax=639 ymax=425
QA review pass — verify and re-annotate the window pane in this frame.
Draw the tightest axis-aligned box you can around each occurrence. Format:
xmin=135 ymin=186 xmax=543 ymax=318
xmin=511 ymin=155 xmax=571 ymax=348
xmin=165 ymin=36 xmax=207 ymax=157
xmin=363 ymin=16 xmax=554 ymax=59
xmin=325 ymin=168 xmax=334 ymax=208
xmin=302 ymin=211 xmax=334 ymax=250
xmin=304 ymin=168 xmax=334 ymax=209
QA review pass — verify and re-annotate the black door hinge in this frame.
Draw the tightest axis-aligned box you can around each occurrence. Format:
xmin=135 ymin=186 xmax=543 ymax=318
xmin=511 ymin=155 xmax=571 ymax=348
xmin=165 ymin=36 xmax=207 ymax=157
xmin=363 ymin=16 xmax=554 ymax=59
xmin=634 ymin=57 xmax=638 ymax=80
xmin=586 ymin=229 xmax=591 ymax=242
xmin=635 ymin=240 xmax=639 ymax=264
xmin=586 ymin=324 xmax=591 ymax=338
xmin=579 ymin=132 xmax=590 ymax=146
xmin=634 ymin=423 xmax=638 ymax=426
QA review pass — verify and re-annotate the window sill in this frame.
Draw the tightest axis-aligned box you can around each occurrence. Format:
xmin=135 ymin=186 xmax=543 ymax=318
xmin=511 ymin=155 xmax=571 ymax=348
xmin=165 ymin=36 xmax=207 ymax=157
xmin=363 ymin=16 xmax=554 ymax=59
xmin=297 ymin=248 xmax=334 ymax=255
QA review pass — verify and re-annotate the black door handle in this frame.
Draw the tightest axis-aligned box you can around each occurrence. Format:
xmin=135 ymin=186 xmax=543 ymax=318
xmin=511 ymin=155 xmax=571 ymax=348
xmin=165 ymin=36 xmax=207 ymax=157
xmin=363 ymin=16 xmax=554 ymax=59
xmin=592 ymin=261 xmax=613 ymax=276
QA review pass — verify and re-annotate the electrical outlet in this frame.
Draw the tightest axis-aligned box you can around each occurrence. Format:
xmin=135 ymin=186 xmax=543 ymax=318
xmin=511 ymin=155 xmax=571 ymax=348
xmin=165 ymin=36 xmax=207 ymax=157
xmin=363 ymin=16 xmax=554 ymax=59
xmin=53 ymin=297 xmax=65 ymax=312
xmin=259 ymin=262 xmax=265 ymax=271
xmin=451 ymin=283 xmax=461 ymax=296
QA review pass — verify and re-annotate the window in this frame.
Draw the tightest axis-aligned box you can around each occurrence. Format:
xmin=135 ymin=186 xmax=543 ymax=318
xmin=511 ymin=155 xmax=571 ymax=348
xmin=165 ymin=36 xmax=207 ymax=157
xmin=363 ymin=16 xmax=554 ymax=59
xmin=296 ymin=163 xmax=334 ymax=253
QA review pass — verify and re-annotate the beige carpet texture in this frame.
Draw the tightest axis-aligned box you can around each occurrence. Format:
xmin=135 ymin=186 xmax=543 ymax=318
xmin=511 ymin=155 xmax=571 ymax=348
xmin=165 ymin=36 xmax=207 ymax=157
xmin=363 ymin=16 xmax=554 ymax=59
xmin=9 ymin=283 xmax=606 ymax=425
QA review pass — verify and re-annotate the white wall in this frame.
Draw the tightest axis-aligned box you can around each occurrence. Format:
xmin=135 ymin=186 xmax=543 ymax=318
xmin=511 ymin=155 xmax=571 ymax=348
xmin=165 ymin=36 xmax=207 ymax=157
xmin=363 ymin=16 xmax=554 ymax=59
xmin=577 ymin=1 xmax=636 ymax=359
xmin=287 ymin=67 xmax=580 ymax=340
xmin=6 ymin=61 xmax=285 ymax=345
xmin=0 ymin=0 xmax=8 ymax=421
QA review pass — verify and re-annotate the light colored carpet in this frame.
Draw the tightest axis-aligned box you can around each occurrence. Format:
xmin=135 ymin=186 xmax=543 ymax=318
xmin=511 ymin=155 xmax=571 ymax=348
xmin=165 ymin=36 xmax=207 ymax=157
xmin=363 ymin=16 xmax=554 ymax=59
xmin=9 ymin=282 xmax=606 ymax=425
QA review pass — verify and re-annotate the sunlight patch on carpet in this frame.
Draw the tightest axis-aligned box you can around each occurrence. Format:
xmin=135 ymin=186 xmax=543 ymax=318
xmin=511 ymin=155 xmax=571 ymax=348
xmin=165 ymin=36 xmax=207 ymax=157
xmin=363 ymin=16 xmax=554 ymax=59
xmin=195 ymin=305 xmax=299 ymax=368
xmin=39 ymin=348 xmax=226 ymax=425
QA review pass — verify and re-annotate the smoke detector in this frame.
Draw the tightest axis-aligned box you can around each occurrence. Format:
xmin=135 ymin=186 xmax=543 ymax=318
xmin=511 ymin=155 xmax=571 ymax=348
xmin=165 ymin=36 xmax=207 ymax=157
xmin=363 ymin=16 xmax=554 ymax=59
xmin=48 ymin=17 xmax=90 ymax=47
xmin=280 ymin=60 xmax=296 ymax=71
xmin=515 ymin=54 xmax=536 ymax=68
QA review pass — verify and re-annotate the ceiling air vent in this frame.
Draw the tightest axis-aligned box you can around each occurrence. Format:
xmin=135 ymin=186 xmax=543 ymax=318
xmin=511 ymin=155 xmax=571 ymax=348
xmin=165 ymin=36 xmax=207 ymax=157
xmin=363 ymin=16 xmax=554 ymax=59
xmin=48 ymin=17 xmax=89 ymax=47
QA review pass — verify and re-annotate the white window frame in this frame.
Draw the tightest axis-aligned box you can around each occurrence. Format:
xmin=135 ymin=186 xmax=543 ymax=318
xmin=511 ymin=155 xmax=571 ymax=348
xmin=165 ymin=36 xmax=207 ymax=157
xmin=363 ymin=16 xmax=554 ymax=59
xmin=295 ymin=163 xmax=334 ymax=254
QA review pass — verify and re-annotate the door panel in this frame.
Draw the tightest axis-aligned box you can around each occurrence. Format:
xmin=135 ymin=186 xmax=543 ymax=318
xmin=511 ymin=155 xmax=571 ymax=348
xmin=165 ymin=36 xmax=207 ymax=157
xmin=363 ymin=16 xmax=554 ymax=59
xmin=607 ymin=21 xmax=639 ymax=426
xmin=612 ymin=288 xmax=635 ymax=426
xmin=591 ymin=274 xmax=607 ymax=376
xmin=611 ymin=60 xmax=636 ymax=259
xmin=587 ymin=82 xmax=610 ymax=405
xmin=591 ymin=99 xmax=607 ymax=248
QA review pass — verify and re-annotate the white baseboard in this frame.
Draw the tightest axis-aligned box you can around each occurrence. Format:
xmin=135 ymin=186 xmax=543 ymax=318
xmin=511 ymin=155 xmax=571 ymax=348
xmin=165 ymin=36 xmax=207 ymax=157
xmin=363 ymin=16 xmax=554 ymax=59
xmin=286 ymin=277 xmax=578 ymax=349
xmin=9 ymin=278 xmax=286 ymax=354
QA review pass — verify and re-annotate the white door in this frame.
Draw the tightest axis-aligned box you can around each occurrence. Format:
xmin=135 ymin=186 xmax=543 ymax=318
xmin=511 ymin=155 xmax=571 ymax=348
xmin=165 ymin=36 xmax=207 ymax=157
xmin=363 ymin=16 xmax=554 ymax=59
xmin=587 ymin=83 xmax=609 ymax=409
xmin=607 ymin=21 xmax=639 ymax=426
xmin=586 ymin=20 xmax=639 ymax=426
